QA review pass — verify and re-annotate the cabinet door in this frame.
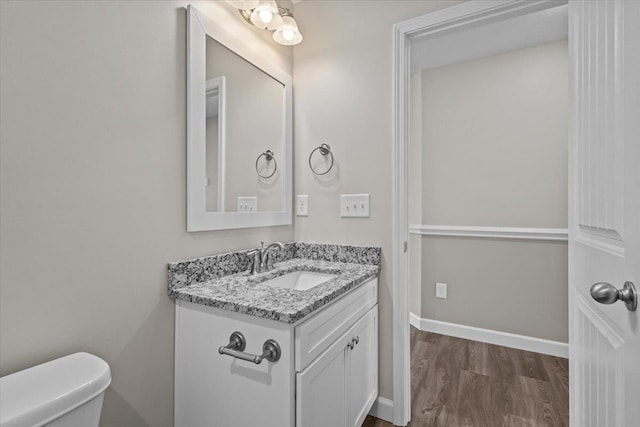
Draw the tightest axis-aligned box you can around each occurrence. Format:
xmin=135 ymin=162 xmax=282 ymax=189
xmin=347 ymin=307 xmax=378 ymax=427
xmin=296 ymin=331 xmax=350 ymax=427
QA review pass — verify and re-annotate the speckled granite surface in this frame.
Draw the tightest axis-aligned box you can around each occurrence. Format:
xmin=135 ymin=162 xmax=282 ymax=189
xmin=167 ymin=242 xmax=296 ymax=292
xmin=168 ymin=243 xmax=381 ymax=323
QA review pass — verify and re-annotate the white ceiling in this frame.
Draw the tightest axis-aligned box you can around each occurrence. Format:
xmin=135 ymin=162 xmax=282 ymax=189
xmin=410 ymin=4 xmax=568 ymax=74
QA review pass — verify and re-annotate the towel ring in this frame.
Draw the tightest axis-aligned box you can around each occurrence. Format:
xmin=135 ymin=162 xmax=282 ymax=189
xmin=255 ymin=149 xmax=277 ymax=179
xmin=308 ymin=144 xmax=334 ymax=175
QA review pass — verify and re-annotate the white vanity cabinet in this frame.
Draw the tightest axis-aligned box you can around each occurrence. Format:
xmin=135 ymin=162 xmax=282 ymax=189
xmin=296 ymin=308 xmax=378 ymax=427
xmin=174 ymin=277 xmax=378 ymax=427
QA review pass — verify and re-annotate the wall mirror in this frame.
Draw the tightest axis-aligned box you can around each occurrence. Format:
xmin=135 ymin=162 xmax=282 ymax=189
xmin=187 ymin=5 xmax=292 ymax=231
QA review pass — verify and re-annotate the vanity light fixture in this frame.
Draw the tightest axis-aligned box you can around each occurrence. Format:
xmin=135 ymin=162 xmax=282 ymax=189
xmin=226 ymin=0 xmax=303 ymax=46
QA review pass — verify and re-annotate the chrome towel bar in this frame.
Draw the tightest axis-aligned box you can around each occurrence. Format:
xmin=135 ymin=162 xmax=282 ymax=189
xmin=218 ymin=331 xmax=281 ymax=364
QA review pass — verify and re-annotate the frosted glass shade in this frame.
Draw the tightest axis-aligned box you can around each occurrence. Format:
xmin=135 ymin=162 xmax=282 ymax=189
xmin=226 ymin=0 xmax=260 ymax=10
xmin=249 ymin=0 xmax=283 ymax=30
xmin=273 ymin=15 xmax=303 ymax=46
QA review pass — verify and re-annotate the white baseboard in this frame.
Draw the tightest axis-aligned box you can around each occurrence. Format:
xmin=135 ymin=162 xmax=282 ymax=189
xmin=410 ymin=313 xmax=568 ymax=358
xmin=368 ymin=396 xmax=394 ymax=424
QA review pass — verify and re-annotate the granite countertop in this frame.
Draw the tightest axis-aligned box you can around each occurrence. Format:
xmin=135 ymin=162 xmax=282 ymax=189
xmin=168 ymin=243 xmax=381 ymax=324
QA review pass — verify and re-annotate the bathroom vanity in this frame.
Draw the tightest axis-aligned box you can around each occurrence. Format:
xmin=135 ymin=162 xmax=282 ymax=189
xmin=169 ymin=243 xmax=380 ymax=427
xmin=179 ymin=8 xmax=380 ymax=425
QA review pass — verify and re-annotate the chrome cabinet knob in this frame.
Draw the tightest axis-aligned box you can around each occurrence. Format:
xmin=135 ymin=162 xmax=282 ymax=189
xmin=590 ymin=281 xmax=637 ymax=312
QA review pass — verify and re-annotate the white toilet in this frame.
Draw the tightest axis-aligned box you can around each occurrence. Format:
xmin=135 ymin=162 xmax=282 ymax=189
xmin=0 ymin=352 xmax=111 ymax=427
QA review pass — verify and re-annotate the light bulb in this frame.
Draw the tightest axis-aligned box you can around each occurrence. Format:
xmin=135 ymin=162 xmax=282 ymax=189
xmin=273 ymin=14 xmax=302 ymax=46
xmin=249 ymin=0 xmax=281 ymax=30
xmin=282 ymin=28 xmax=294 ymax=41
xmin=259 ymin=9 xmax=273 ymax=23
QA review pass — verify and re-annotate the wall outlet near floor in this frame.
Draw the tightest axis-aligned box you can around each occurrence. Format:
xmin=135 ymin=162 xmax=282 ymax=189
xmin=237 ymin=196 xmax=257 ymax=212
xmin=296 ymin=195 xmax=309 ymax=216
xmin=436 ymin=283 xmax=448 ymax=299
xmin=340 ymin=194 xmax=370 ymax=217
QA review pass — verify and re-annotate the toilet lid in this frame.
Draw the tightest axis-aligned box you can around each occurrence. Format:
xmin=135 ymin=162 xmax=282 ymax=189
xmin=0 ymin=352 xmax=111 ymax=427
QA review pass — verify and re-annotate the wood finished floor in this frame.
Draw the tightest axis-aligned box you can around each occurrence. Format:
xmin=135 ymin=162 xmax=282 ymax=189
xmin=363 ymin=327 xmax=568 ymax=427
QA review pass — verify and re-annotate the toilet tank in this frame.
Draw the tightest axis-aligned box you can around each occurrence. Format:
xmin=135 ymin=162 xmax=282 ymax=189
xmin=0 ymin=352 xmax=111 ymax=427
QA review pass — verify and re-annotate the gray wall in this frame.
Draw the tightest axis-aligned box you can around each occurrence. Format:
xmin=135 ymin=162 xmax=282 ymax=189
xmin=412 ymin=40 xmax=569 ymax=342
xmin=420 ymin=238 xmax=568 ymax=342
xmin=291 ymin=0 xmax=461 ymax=400
xmin=0 ymin=1 xmax=293 ymax=426
xmin=421 ymin=40 xmax=568 ymax=228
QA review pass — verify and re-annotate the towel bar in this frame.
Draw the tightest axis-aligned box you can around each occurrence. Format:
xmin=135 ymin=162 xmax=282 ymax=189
xmin=218 ymin=331 xmax=281 ymax=364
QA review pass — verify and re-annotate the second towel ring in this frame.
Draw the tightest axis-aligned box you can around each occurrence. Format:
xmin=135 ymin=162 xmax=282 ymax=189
xmin=309 ymin=143 xmax=334 ymax=175
xmin=256 ymin=149 xmax=277 ymax=179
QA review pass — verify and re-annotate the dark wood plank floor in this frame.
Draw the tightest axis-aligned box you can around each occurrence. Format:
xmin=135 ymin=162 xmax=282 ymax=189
xmin=363 ymin=327 xmax=568 ymax=427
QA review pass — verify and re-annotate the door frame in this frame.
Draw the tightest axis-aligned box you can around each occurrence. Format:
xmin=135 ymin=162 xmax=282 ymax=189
xmin=391 ymin=1 xmax=568 ymax=424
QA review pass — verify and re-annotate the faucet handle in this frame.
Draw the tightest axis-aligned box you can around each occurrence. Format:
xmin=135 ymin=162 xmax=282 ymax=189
xmin=246 ymin=249 xmax=260 ymax=274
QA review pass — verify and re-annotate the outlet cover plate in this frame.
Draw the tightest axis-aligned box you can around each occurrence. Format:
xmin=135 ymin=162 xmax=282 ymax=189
xmin=237 ymin=196 xmax=257 ymax=212
xmin=340 ymin=194 xmax=370 ymax=217
xmin=296 ymin=195 xmax=309 ymax=216
xmin=436 ymin=283 xmax=447 ymax=299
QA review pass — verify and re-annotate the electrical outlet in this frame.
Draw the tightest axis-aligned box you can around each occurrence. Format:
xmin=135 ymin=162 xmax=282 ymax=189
xmin=340 ymin=194 xmax=370 ymax=217
xmin=237 ymin=196 xmax=257 ymax=212
xmin=436 ymin=283 xmax=447 ymax=299
xmin=296 ymin=195 xmax=309 ymax=216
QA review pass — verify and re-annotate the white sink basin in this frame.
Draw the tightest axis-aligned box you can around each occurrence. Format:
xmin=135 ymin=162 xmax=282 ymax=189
xmin=260 ymin=271 xmax=338 ymax=291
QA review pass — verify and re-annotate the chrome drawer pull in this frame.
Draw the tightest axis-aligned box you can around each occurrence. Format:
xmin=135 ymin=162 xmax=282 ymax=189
xmin=218 ymin=331 xmax=281 ymax=364
xmin=347 ymin=336 xmax=360 ymax=350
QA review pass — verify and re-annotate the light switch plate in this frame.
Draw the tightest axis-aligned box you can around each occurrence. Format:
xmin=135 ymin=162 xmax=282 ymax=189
xmin=296 ymin=195 xmax=309 ymax=216
xmin=340 ymin=194 xmax=370 ymax=217
xmin=436 ymin=283 xmax=447 ymax=299
xmin=237 ymin=196 xmax=257 ymax=212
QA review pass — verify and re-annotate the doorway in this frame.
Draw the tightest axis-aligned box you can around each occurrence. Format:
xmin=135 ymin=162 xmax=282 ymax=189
xmin=391 ymin=1 xmax=571 ymax=425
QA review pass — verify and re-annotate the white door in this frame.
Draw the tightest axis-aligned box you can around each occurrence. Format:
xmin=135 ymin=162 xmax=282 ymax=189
xmin=569 ymin=1 xmax=640 ymax=426
xmin=296 ymin=332 xmax=348 ymax=427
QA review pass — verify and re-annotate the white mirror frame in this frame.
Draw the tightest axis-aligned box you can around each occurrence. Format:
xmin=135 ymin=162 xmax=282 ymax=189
xmin=206 ymin=76 xmax=226 ymax=212
xmin=187 ymin=5 xmax=293 ymax=231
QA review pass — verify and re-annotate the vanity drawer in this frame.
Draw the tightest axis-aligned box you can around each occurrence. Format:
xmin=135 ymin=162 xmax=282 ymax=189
xmin=294 ymin=277 xmax=377 ymax=371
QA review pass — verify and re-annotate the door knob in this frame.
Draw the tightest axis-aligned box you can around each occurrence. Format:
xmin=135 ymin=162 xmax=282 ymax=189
xmin=590 ymin=281 xmax=637 ymax=312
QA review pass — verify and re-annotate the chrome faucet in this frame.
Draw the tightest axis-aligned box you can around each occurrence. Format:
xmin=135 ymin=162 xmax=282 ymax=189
xmin=247 ymin=241 xmax=284 ymax=274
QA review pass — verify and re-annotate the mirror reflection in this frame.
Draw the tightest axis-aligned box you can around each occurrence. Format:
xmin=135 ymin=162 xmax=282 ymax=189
xmin=205 ymin=37 xmax=285 ymax=213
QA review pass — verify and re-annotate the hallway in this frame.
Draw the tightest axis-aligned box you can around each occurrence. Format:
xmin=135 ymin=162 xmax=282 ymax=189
xmin=364 ymin=327 xmax=569 ymax=426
